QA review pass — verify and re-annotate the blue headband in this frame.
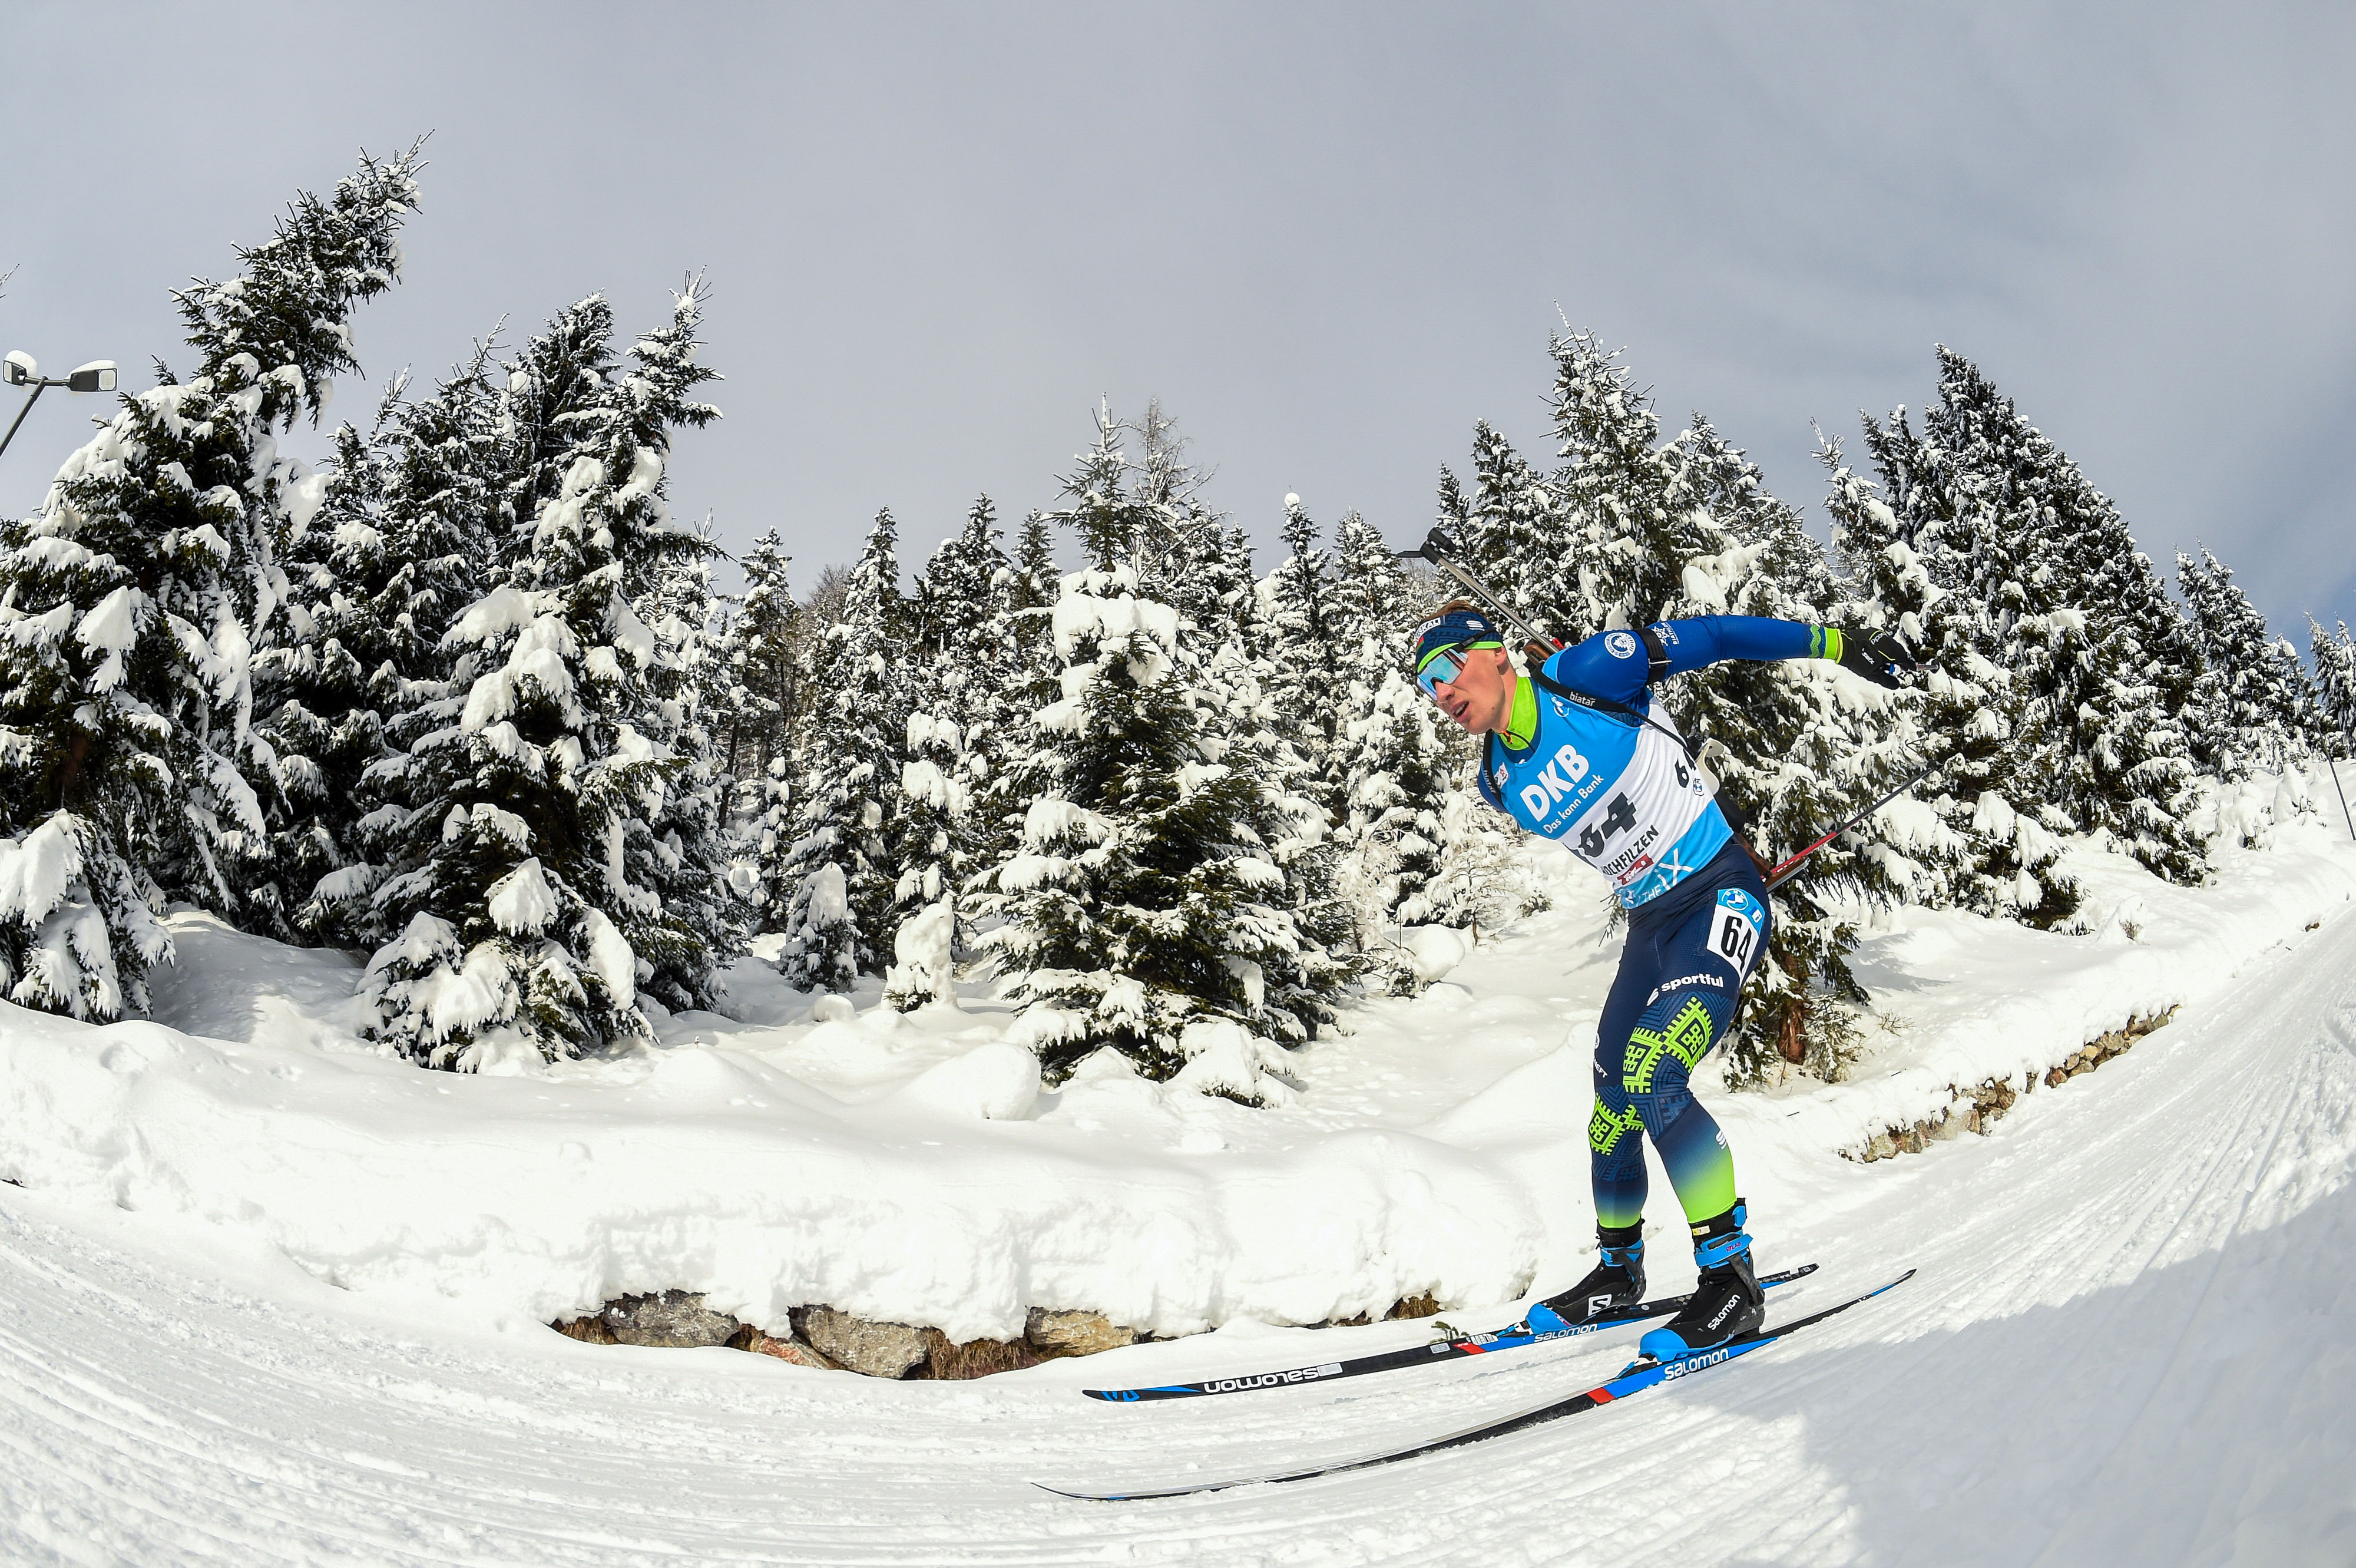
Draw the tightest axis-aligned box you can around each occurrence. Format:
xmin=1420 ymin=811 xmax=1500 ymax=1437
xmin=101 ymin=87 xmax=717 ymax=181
xmin=1411 ymin=608 xmax=1503 ymax=672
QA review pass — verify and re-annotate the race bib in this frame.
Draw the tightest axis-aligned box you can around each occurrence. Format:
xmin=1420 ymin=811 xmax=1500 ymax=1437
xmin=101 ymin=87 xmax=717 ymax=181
xmin=1710 ymin=889 xmax=1765 ymax=977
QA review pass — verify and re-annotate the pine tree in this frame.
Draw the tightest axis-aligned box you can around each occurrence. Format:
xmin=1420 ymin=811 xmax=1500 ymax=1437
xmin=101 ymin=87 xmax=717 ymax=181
xmin=974 ymin=560 xmax=1342 ymax=1093
xmin=1655 ymin=418 xmax=1912 ymax=1076
xmin=0 ymin=145 xmax=421 ymax=1019
xmin=624 ymin=492 xmax=746 ymax=1017
xmin=1051 ymin=402 xmax=1143 ymax=570
xmin=251 ymin=346 xmax=505 ymax=947
xmin=1324 ymin=510 xmax=1457 ymax=947
xmin=884 ymin=703 xmax=967 ymax=1010
xmin=1547 ymin=330 xmax=1682 ymax=635
xmin=2309 ymin=617 xmax=2356 ymax=752
xmin=1824 ymin=421 xmax=2079 ymax=926
xmin=1333 ymin=664 xmax=1456 ymax=945
xmin=884 ymin=501 xmax=1007 ymax=1010
xmin=1261 ymin=494 xmax=1342 ymax=810
xmin=775 ymin=508 xmax=906 ymax=991
xmin=2178 ymin=547 xmax=2327 ymax=774
xmin=359 ymin=289 xmax=728 ymax=1066
xmin=1457 ymin=421 xmax=1574 ymax=641
xmin=723 ymin=528 xmax=800 ymax=781
xmin=1911 ymin=348 xmax=2204 ymax=882
xmin=968 ymin=510 xmax=1064 ymax=870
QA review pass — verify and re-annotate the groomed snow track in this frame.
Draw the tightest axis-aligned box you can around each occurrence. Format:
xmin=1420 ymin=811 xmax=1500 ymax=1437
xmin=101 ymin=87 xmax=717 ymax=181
xmin=5 ymin=914 xmax=2353 ymax=1567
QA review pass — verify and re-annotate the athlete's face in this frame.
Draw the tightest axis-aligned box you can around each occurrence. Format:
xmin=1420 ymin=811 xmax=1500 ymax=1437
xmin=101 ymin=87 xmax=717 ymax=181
xmin=1428 ymin=645 xmax=1514 ymax=735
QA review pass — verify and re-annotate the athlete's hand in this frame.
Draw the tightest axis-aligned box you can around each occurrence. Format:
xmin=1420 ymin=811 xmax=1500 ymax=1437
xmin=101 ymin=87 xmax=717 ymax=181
xmin=1827 ymin=628 xmax=1917 ymax=689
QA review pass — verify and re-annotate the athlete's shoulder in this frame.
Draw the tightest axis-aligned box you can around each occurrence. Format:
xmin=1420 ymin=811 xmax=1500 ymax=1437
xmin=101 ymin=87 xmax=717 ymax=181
xmin=1544 ymin=628 xmax=1650 ymax=703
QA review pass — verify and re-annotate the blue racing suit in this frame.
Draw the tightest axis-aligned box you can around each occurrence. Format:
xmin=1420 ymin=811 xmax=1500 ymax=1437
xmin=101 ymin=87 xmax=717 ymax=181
xmin=1474 ymin=616 xmax=1820 ymax=1228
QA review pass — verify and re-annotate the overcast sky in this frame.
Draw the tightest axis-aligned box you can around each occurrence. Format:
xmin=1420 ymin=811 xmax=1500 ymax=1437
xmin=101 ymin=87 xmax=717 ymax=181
xmin=6 ymin=2 xmax=2351 ymax=646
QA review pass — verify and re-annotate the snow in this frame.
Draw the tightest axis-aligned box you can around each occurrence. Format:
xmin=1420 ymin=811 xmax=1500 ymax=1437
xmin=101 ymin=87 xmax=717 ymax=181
xmin=1398 ymin=922 xmax=1474 ymax=982
xmin=2 ymin=818 xmax=2355 ymax=1562
xmin=280 ymin=467 xmax=327 ymax=534
xmin=485 ymin=858 xmax=558 ymax=935
xmin=0 ymin=814 xmax=87 ymax=928
xmin=72 ymin=587 xmax=143 ymax=692
xmin=886 ymin=897 xmax=958 ymax=1011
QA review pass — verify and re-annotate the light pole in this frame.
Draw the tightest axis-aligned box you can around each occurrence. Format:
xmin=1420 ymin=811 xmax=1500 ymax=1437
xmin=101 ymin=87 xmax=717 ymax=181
xmin=1 ymin=351 xmax=119 ymax=460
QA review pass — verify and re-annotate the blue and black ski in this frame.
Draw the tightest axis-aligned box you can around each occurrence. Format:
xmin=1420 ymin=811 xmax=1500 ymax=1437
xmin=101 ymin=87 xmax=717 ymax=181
xmin=1040 ymin=1268 xmax=1911 ymax=1501
xmin=1079 ymin=1263 xmax=1818 ymax=1403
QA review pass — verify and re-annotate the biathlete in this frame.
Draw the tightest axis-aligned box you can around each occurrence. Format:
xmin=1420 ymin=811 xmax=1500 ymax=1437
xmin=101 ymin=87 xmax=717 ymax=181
xmin=1409 ymin=601 xmax=1909 ymax=1358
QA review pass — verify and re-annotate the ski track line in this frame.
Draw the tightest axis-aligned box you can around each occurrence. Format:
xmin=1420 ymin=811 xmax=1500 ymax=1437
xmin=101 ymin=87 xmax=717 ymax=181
xmin=4 ymin=913 xmax=2355 ymax=1566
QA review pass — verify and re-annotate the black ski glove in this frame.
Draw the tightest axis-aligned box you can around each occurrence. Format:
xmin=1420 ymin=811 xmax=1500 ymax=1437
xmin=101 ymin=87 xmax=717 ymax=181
xmin=1822 ymin=627 xmax=1917 ymax=689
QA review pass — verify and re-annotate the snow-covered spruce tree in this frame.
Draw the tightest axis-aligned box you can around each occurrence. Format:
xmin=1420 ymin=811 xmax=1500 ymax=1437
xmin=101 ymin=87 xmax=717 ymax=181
xmin=1546 ymin=329 xmax=1685 ymax=636
xmin=774 ymin=508 xmax=906 ymax=991
xmin=2309 ymin=618 xmax=2356 ymax=753
xmin=2177 ymin=547 xmax=2328 ymax=774
xmin=1419 ymin=766 xmax=1531 ymax=932
xmin=723 ymin=529 xmax=799 ymax=780
xmin=1334 ymin=663 xmax=1457 ymax=942
xmin=724 ymin=531 xmax=800 ymax=932
xmin=1824 ymin=424 xmax=2080 ymax=925
xmin=961 ymin=509 xmax=1065 ymax=867
xmin=249 ymin=348 xmax=505 ymax=947
xmin=1458 ymin=420 xmax=1576 ymax=642
xmin=1324 ymin=510 xmax=1456 ymax=947
xmin=914 ymin=496 xmax=1015 ymax=833
xmin=1006 ymin=510 xmax=1063 ymax=662
xmin=626 ymin=499 xmax=747 ymax=1015
xmin=1260 ymin=494 xmax=1343 ymax=812
xmin=1205 ymin=589 xmax=1354 ymax=1027
xmin=1652 ymin=418 xmax=1915 ymax=1076
xmin=0 ymin=145 xmax=419 ymax=1018
xmin=883 ymin=704 xmax=967 ymax=1010
xmin=359 ymin=289 xmax=728 ymax=1067
xmin=1905 ymin=348 xmax=2205 ymax=882
xmin=884 ymin=499 xmax=1007 ymax=1010
xmin=975 ymin=559 xmax=1343 ymax=1095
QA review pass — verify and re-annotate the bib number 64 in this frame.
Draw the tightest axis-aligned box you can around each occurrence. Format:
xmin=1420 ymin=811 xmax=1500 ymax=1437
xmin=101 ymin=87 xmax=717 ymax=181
xmin=1710 ymin=904 xmax=1759 ymax=974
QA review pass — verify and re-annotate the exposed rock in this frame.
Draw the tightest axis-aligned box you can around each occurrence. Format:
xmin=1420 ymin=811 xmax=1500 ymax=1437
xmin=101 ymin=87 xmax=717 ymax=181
xmin=732 ymin=1326 xmax=839 ymax=1370
xmin=794 ymin=1305 xmax=930 ymax=1378
xmin=593 ymin=1291 xmax=743 ymax=1348
xmin=552 ymin=1313 xmax=619 ymax=1345
xmin=1851 ymin=1008 xmax=2180 ymax=1165
xmin=1387 ymin=1293 xmax=1442 ymax=1320
xmin=921 ymin=1329 xmax=1044 ymax=1380
xmin=1025 ymin=1308 xmax=1137 ymax=1358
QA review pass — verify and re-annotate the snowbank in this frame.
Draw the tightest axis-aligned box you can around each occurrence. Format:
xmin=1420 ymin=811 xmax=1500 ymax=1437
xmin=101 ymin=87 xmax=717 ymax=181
xmin=3 ymin=815 xmax=2354 ymax=1350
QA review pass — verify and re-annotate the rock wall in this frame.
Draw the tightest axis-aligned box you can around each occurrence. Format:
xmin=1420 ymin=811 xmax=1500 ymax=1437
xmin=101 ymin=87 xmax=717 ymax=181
xmin=1849 ymin=1008 xmax=2177 ymax=1164
xmin=552 ymin=1291 xmax=1444 ymax=1379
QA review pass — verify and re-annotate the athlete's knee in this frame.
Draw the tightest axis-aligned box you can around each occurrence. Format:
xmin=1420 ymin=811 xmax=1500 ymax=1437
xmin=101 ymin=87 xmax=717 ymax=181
xmin=1620 ymin=983 xmax=1737 ymax=1096
xmin=1587 ymin=1096 xmax=1645 ymax=1158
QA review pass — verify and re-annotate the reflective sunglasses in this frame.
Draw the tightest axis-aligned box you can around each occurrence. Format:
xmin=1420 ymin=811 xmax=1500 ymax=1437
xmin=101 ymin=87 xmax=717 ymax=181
xmin=1414 ymin=641 xmax=1483 ymax=700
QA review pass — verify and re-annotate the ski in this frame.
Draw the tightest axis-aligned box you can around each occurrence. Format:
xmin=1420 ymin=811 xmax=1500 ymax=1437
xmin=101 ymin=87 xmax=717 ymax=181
xmin=1078 ymin=1263 xmax=1818 ymax=1402
xmin=1040 ymin=1268 xmax=1911 ymax=1501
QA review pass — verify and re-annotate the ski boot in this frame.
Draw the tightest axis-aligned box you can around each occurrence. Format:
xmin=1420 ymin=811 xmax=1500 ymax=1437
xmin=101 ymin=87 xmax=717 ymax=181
xmin=1638 ymin=1202 xmax=1763 ymax=1361
xmin=1521 ymin=1224 xmax=1645 ymax=1335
